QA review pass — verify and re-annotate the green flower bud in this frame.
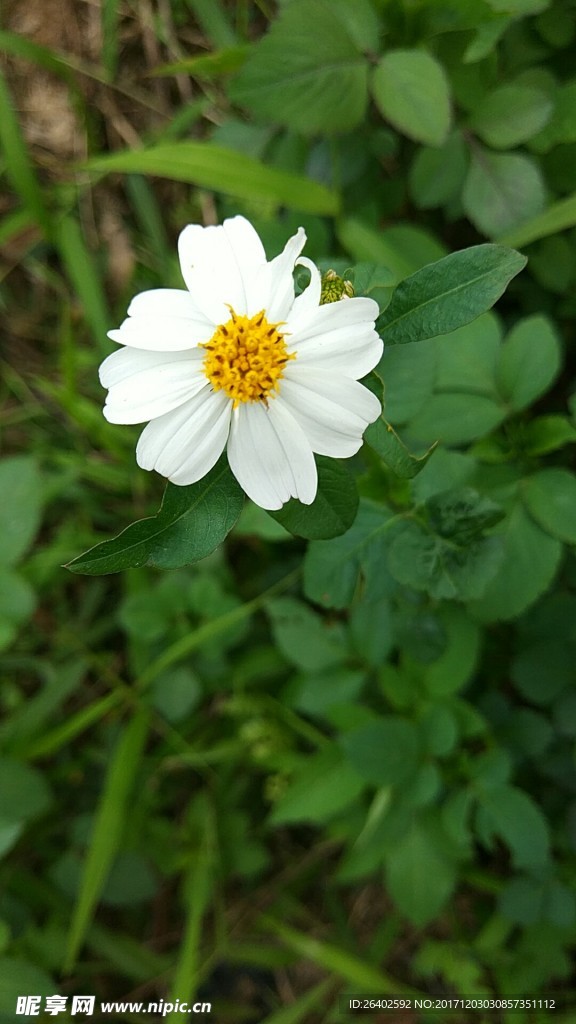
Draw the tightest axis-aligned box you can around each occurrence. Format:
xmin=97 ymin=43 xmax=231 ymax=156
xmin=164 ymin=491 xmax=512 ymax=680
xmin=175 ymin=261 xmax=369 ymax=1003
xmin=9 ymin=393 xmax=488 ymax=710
xmin=320 ymin=268 xmax=355 ymax=304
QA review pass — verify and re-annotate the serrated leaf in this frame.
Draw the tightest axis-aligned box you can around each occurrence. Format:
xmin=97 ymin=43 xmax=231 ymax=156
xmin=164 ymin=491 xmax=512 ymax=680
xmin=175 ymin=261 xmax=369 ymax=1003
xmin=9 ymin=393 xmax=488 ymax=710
xmin=372 ymin=50 xmax=452 ymax=147
xmin=269 ymin=457 xmax=358 ymax=540
xmin=387 ymin=521 xmax=504 ymax=601
xmin=376 ymin=245 xmax=526 ymax=349
xmin=83 ymin=143 xmax=339 ymax=215
xmin=463 ymin=149 xmax=546 ymax=238
xmin=426 ymin=488 xmax=504 ymax=543
xmin=66 ymin=458 xmax=244 ymax=575
xmin=228 ymin=0 xmax=369 ymax=135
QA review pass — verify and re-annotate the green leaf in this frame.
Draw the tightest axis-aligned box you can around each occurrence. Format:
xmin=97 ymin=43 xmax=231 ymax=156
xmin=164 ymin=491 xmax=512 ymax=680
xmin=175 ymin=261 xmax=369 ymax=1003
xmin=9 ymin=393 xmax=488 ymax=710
xmin=486 ymin=0 xmax=550 ymax=12
xmin=409 ymin=393 xmax=505 ymax=445
xmin=66 ymin=458 xmax=244 ymax=575
xmin=512 ymin=641 xmax=573 ymax=705
xmin=522 ymin=469 xmax=576 ymax=544
xmin=371 ymin=50 xmax=452 ymax=147
xmin=387 ymin=521 xmax=504 ymax=601
xmin=463 ymin=149 xmax=546 ymax=238
xmin=83 ymin=143 xmax=339 ymax=215
xmin=469 ymin=85 xmax=553 ymax=149
xmin=0 ymin=457 xmax=42 ymax=566
xmin=0 ymin=570 xmax=36 ymax=635
xmin=421 ymin=607 xmax=481 ymax=697
xmin=270 ymin=748 xmax=364 ymax=825
xmin=433 ymin=313 xmax=503 ymax=395
xmin=338 ymin=219 xmax=446 ymax=283
xmin=469 ymin=502 xmax=562 ymax=621
xmin=523 ymin=415 xmax=576 ymax=455
xmin=228 ymin=0 xmax=369 ymax=135
xmin=376 ymin=245 xmax=526 ymax=348
xmin=498 ymin=192 xmax=576 ymax=248
xmin=426 ymin=488 xmax=505 ymax=543
xmin=364 ymin=401 xmax=438 ymax=479
xmin=378 ymin=341 xmax=437 ymax=425
xmin=340 ymin=716 xmax=420 ymax=786
xmin=496 ymin=315 xmax=561 ymax=411
xmin=349 ymin=262 xmax=396 ymax=312
xmin=350 ymin=597 xmax=393 ymax=668
xmin=303 ymin=500 xmax=395 ymax=609
xmin=476 ymin=784 xmax=550 ymax=869
xmin=0 ymin=959 xmax=55 ymax=1018
xmin=150 ymin=667 xmax=202 ymax=723
xmin=266 ymin=597 xmax=348 ymax=672
xmin=269 ymin=457 xmax=358 ymax=539
xmin=0 ymin=758 xmax=52 ymax=824
xmin=385 ymin=820 xmax=458 ymax=926
xmin=410 ymin=132 xmax=469 ymax=209
xmin=65 ymin=710 xmax=149 ymax=970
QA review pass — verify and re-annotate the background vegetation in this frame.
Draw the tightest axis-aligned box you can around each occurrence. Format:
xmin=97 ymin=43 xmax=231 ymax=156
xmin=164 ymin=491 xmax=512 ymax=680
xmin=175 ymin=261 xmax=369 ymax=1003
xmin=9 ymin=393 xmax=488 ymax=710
xmin=1 ymin=0 xmax=576 ymax=1021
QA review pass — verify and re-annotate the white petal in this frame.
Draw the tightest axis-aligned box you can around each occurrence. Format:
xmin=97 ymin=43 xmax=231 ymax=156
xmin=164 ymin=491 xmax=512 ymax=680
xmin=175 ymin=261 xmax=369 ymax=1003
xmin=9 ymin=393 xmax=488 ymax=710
xmin=227 ymin=399 xmax=317 ymax=510
xmin=136 ymin=388 xmax=231 ymax=484
xmin=103 ymin=361 xmax=208 ymax=424
xmin=288 ymin=295 xmax=379 ymax=340
xmin=177 ymin=216 xmax=268 ymax=322
xmin=99 ymin=347 xmax=197 ymax=389
xmin=288 ymin=321 xmax=383 ymax=380
xmin=108 ymin=315 xmax=213 ymax=352
xmin=265 ymin=227 xmax=307 ymax=323
xmin=127 ymin=288 xmax=209 ymax=321
xmin=289 ymin=256 xmax=322 ymax=321
xmin=280 ymin=368 xmax=382 ymax=456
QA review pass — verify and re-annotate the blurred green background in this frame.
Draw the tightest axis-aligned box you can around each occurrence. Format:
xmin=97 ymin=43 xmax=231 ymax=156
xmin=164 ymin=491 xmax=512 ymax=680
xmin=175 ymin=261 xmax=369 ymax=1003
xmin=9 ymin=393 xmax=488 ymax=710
xmin=1 ymin=0 xmax=576 ymax=1021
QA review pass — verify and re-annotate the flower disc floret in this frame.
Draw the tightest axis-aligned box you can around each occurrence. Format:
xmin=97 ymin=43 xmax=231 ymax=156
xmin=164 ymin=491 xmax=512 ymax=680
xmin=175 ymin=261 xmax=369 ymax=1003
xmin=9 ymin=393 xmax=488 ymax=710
xmin=202 ymin=307 xmax=294 ymax=406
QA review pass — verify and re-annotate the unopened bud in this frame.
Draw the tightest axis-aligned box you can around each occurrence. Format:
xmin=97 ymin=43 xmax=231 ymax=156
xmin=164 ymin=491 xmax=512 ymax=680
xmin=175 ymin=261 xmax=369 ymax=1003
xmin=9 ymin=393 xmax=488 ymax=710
xmin=320 ymin=269 xmax=354 ymax=304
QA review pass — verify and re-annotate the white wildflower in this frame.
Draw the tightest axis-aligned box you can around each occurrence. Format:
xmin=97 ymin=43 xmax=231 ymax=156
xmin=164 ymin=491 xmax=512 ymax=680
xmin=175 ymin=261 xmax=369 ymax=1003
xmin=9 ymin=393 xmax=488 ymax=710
xmin=100 ymin=216 xmax=382 ymax=510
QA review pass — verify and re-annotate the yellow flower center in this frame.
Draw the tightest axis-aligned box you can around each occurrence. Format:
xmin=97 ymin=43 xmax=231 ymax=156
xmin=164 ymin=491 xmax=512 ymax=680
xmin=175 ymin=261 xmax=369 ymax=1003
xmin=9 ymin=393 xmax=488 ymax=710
xmin=201 ymin=307 xmax=294 ymax=406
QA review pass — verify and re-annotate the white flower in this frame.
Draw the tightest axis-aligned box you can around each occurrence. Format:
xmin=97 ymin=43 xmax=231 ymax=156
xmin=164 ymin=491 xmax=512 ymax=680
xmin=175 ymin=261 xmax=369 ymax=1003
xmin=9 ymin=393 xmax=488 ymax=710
xmin=100 ymin=216 xmax=383 ymax=510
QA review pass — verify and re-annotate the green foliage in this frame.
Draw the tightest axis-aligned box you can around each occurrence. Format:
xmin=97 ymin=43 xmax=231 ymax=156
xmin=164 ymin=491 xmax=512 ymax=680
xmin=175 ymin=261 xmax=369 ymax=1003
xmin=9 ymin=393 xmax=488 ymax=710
xmin=376 ymin=245 xmax=526 ymax=347
xmin=372 ymin=50 xmax=452 ymax=147
xmin=4 ymin=0 xmax=576 ymax=1017
xmin=67 ymin=457 xmax=244 ymax=573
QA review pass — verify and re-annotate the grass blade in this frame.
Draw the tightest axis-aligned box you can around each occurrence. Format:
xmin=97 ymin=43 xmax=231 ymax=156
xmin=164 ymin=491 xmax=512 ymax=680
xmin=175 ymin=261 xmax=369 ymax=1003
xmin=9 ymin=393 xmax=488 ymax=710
xmin=64 ymin=709 xmax=150 ymax=970
xmin=102 ymin=0 xmax=120 ymax=80
xmin=167 ymin=796 xmax=214 ymax=1018
xmin=54 ymin=214 xmax=112 ymax=351
xmin=0 ymin=68 xmax=51 ymax=234
xmin=260 ymin=980 xmax=333 ymax=1024
xmin=82 ymin=143 xmax=340 ymax=215
xmin=184 ymin=0 xmax=238 ymax=48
